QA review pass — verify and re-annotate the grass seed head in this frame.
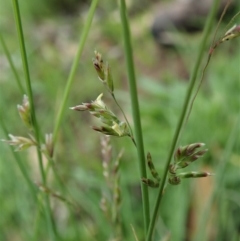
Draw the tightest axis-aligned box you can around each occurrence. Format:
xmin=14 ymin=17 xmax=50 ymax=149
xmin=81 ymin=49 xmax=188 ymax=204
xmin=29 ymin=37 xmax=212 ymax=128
xmin=17 ymin=95 xmax=32 ymax=130
xmin=2 ymin=134 xmax=36 ymax=151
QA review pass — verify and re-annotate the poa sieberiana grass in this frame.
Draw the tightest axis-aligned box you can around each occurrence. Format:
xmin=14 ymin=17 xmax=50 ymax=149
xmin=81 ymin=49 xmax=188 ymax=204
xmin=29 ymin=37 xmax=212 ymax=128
xmin=1 ymin=0 xmax=239 ymax=240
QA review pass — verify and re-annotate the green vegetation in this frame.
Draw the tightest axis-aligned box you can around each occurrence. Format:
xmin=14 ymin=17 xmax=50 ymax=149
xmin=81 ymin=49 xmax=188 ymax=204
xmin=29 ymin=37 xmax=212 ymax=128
xmin=0 ymin=0 xmax=239 ymax=240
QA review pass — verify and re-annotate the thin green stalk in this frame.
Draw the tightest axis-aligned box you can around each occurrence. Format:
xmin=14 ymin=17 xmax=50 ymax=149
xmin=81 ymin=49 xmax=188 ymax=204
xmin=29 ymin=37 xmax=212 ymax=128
xmin=193 ymin=111 xmax=240 ymax=241
xmin=146 ymin=0 xmax=221 ymax=239
xmin=119 ymin=0 xmax=150 ymax=235
xmin=11 ymin=0 xmax=46 ymax=184
xmin=52 ymin=0 xmax=98 ymax=144
xmin=184 ymin=0 xmax=231 ymax=125
xmin=111 ymin=94 xmax=136 ymax=145
xmin=11 ymin=0 xmax=57 ymax=239
xmin=0 ymin=32 xmax=25 ymax=94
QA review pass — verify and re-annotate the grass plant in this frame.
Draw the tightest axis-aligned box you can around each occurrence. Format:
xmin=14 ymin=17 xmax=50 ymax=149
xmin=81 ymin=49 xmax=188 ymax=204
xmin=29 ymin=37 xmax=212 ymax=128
xmin=0 ymin=0 xmax=239 ymax=240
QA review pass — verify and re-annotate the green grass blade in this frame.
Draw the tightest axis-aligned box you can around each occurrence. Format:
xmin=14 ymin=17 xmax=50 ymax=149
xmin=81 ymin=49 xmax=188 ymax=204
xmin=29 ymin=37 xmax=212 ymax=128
xmin=11 ymin=0 xmax=57 ymax=239
xmin=119 ymin=0 xmax=150 ymax=236
xmin=11 ymin=0 xmax=45 ymax=182
xmin=52 ymin=0 xmax=99 ymax=144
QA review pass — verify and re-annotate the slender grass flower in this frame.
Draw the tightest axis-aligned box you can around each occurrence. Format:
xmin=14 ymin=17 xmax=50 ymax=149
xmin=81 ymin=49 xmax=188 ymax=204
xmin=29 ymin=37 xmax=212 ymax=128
xmin=100 ymin=136 xmax=123 ymax=238
xmin=93 ymin=51 xmax=114 ymax=94
xmin=168 ymin=143 xmax=212 ymax=185
xmin=41 ymin=133 xmax=54 ymax=158
xmin=17 ymin=95 xmax=32 ymax=130
xmin=174 ymin=143 xmax=208 ymax=169
xmin=221 ymin=24 xmax=240 ymax=42
xmin=70 ymin=93 xmax=130 ymax=137
xmin=143 ymin=143 xmax=212 ymax=187
xmin=142 ymin=152 xmax=161 ymax=188
xmin=2 ymin=134 xmax=36 ymax=151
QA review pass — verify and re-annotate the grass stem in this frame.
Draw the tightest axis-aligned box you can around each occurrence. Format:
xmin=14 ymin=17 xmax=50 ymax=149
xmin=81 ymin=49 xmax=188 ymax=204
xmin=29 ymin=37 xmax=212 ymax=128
xmin=52 ymin=0 xmax=98 ymax=144
xmin=119 ymin=0 xmax=150 ymax=235
xmin=11 ymin=0 xmax=57 ymax=239
xmin=146 ymin=0 xmax=221 ymax=239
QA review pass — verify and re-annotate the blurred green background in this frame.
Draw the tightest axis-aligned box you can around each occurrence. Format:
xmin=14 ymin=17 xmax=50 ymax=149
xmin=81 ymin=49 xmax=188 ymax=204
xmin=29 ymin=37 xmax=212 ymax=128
xmin=0 ymin=0 xmax=239 ymax=240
